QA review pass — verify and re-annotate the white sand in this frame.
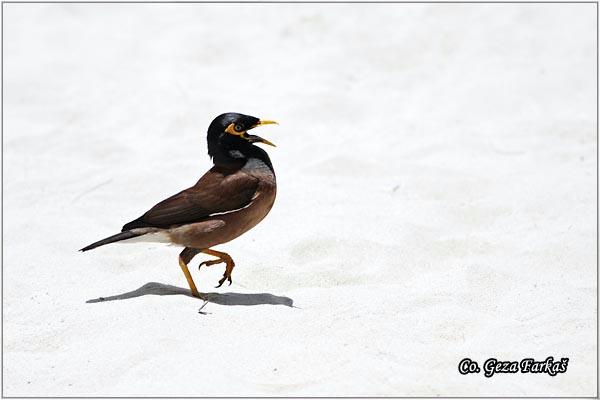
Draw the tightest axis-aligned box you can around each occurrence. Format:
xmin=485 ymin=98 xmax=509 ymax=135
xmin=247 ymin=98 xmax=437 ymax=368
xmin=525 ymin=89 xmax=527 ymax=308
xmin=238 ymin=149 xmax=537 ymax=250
xmin=2 ymin=3 xmax=597 ymax=397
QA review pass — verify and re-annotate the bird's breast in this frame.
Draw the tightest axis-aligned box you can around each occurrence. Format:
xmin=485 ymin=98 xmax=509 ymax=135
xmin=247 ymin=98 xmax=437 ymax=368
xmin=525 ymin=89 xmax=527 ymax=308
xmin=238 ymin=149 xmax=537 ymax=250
xmin=167 ymin=159 xmax=276 ymax=249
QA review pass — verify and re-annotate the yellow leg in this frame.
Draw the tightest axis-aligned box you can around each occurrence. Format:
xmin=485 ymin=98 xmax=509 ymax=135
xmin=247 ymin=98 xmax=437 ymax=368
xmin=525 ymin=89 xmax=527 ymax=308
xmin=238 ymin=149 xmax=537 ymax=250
xmin=179 ymin=256 xmax=200 ymax=298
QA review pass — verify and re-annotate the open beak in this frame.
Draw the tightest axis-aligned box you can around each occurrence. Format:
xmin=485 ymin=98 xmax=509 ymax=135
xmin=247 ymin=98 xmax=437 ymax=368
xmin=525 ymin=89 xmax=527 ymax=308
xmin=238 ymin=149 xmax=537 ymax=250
xmin=247 ymin=135 xmax=276 ymax=147
xmin=248 ymin=119 xmax=278 ymax=147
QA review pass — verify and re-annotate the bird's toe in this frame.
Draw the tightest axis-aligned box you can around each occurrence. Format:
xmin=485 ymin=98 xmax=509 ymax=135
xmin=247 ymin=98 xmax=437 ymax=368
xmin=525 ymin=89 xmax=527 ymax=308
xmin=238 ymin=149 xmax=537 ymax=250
xmin=199 ymin=258 xmax=224 ymax=269
xmin=215 ymin=271 xmax=233 ymax=288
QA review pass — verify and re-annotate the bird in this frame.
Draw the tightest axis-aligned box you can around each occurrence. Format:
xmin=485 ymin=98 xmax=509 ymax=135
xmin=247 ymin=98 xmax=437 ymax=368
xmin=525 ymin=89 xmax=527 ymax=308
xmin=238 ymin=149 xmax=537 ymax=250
xmin=80 ymin=112 xmax=278 ymax=298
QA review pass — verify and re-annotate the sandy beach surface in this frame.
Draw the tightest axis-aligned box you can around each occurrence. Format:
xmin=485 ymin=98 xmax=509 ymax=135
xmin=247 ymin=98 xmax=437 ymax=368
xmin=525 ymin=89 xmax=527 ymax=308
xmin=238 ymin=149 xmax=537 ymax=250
xmin=2 ymin=3 xmax=597 ymax=396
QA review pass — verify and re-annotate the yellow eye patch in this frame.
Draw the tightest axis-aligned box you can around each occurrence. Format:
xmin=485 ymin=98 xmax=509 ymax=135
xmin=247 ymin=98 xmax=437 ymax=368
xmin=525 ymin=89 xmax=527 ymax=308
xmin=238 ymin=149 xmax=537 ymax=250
xmin=225 ymin=123 xmax=245 ymax=136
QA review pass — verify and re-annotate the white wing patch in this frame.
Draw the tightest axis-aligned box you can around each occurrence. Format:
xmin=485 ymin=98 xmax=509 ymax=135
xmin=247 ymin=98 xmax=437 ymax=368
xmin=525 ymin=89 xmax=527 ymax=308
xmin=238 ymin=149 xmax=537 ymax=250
xmin=208 ymin=192 xmax=259 ymax=217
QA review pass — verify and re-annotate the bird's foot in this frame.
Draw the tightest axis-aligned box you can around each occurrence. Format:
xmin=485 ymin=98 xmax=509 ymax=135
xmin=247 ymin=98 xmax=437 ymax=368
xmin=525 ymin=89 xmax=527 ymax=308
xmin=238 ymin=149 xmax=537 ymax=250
xmin=216 ymin=272 xmax=232 ymax=288
xmin=198 ymin=250 xmax=236 ymax=288
xmin=215 ymin=258 xmax=235 ymax=288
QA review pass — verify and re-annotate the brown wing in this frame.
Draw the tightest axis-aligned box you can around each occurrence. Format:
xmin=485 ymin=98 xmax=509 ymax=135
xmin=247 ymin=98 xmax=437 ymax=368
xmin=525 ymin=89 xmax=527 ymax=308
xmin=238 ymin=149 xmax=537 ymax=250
xmin=122 ymin=166 xmax=259 ymax=231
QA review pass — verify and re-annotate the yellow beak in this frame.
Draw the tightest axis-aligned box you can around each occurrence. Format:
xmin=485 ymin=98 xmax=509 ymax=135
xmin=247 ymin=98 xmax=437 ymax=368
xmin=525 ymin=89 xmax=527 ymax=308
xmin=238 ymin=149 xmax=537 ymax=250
xmin=256 ymin=120 xmax=278 ymax=126
xmin=250 ymin=119 xmax=278 ymax=147
xmin=257 ymin=137 xmax=276 ymax=147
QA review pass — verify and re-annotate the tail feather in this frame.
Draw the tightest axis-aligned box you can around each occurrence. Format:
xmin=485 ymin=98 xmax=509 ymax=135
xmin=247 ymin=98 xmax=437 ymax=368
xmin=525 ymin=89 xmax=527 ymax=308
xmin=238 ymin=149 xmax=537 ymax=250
xmin=80 ymin=231 xmax=141 ymax=252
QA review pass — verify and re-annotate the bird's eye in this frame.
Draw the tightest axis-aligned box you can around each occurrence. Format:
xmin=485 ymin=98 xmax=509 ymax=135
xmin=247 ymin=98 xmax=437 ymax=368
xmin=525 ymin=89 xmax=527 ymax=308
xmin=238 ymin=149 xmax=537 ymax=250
xmin=234 ymin=124 xmax=243 ymax=132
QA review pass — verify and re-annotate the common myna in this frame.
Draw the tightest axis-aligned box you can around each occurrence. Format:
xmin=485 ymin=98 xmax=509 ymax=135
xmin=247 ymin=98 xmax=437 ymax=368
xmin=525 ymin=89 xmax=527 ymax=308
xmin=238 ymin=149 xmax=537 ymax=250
xmin=81 ymin=112 xmax=278 ymax=297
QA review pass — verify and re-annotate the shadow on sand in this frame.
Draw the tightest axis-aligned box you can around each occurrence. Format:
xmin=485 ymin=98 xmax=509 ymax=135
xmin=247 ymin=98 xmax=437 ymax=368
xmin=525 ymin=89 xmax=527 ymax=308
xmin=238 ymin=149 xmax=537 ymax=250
xmin=86 ymin=282 xmax=294 ymax=307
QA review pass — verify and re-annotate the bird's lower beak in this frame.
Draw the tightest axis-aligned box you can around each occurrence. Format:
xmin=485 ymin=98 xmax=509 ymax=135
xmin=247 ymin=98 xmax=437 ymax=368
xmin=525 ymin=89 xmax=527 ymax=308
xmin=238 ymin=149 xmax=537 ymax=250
xmin=248 ymin=119 xmax=278 ymax=147
xmin=247 ymin=135 xmax=276 ymax=147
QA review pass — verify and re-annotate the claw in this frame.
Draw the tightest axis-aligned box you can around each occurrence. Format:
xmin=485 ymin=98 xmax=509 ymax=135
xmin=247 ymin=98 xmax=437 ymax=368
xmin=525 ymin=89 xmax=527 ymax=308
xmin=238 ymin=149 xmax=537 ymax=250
xmin=215 ymin=273 xmax=232 ymax=288
xmin=199 ymin=258 xmax=224 ymax=270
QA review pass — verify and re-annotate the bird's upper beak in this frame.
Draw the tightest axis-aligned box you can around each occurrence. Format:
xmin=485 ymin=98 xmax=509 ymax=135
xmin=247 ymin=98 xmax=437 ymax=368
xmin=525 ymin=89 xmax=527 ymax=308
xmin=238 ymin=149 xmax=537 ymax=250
xmin=248 ymin=120 xmax=278 ymax=147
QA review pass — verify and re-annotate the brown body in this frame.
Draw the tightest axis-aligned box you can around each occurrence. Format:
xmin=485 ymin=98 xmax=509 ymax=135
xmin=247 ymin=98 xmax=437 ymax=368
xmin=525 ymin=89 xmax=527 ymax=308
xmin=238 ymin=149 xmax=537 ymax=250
xmin=168 ymin=162 xmax=276 ymax=249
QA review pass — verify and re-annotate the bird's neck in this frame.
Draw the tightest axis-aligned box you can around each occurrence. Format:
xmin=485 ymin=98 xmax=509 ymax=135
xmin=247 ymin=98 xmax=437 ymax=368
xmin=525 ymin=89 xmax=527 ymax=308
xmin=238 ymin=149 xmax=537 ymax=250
xmin=212 ymin=143 xmax=274 ymax=173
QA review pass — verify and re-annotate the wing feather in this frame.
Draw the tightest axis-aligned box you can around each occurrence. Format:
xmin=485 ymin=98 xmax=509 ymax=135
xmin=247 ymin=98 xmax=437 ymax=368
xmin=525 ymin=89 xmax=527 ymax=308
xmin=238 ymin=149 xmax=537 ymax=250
xmin=122 ymin=166 xmax=259 ymax=231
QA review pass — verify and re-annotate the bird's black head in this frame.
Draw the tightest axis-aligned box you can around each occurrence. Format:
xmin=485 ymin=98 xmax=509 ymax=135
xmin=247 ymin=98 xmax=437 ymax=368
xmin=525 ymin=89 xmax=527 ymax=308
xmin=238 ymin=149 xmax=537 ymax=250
xmin=207 ymin=112 xmax=277 ymax=164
